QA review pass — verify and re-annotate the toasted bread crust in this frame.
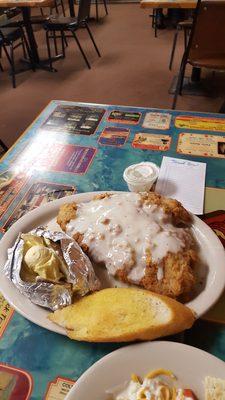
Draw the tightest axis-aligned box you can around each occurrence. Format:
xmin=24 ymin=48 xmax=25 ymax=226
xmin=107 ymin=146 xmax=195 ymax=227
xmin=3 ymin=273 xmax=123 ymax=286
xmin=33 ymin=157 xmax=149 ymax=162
xmin=48 ymin=287 xmax=195 ymax=342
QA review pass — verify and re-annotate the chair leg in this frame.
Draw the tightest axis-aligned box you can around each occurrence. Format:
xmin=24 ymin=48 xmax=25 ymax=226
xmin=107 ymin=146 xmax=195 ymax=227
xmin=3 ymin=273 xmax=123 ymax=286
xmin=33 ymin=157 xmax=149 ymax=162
xmin=155 ymin=8 xmax=163 ymax=37
xmin=9 ymin=44 xmax=16 ymax=89
xmin=40 ymin=7 xmax=44 ymax=16
xmin=179 ymin=62 xmax=186 ymax=95
xmin=95 ymin=0 xmax=99 ymax=21
xmin=61 ymin=30 xmax=65 ymax=58
xmin=0 ymin=139 xmax=8 ymax=152
xmin=151 ymin=9 xmax=155 ymax=28
xmin=172 ymin=72 xmax=181 ymax=110
xmin=154 ymin=8 xmax=164 ymax=37
xmin=0 ymin=46 xmax=3 ymax=71
xmin=219 ymin=100 xmax=225 ymax=113
xmin=169 ymin=30 xmax=178 ymax=70
xmin=71 ymin=30 xmax=91 ymax=69
xmin=63 ymin=33 xmax=68 ymax=47
xmin=103 ymin=0 xmax=108 ymax=15
xmin=184 ymin=28 xmax=188 ymax=49
xmin=21 ymin=29 xmax=35 ymax=70
xmin=21 ymin=33 xmax=27 ymax=59
xmin=172 ymin=56 xmax=186 ymax=109
xmin=2 ymin=44 xmax=12 ymax=66
xmin=61 ymin=0 xmax=66 ymax=16
xmin=85 ymin=22 xmax=101 ymax=57
xmin=21 ymin=39 xmax=27 ymax=59
xmin=46 ymin=30 xmax=53 ymax=71
xmin=154 ymin=9 xmax=158 ymax=37
xmin=53 ymin=31 xmax=58 ymax=55
xmin=54 ymin=0 xmax=59 ymax=14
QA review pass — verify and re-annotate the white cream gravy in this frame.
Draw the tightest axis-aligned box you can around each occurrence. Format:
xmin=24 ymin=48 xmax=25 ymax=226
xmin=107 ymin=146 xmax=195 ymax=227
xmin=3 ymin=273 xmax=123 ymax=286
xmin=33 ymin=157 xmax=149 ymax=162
xmin=66 ymin=193 xmax=191 ymax=283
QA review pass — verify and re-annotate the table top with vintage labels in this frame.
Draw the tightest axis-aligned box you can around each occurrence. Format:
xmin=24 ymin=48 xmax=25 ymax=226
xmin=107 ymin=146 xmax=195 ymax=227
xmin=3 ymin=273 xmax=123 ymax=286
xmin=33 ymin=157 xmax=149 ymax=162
xmin=0 ymin=100 xmax=224 ymax=400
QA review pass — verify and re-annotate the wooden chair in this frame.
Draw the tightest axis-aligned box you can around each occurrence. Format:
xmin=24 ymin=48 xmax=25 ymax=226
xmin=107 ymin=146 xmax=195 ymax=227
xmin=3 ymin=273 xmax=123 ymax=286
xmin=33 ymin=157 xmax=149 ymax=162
xmin=43 ymin=0 xmax=101 ymax=71
xmin=172 ymin=0 xmax=225 ymax=109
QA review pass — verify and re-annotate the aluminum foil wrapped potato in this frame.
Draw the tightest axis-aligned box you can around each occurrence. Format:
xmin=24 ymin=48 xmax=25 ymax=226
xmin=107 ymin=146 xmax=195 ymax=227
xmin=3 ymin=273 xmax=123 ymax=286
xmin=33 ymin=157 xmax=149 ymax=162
xmin=4 ymin=227 xmax=101 ymax=310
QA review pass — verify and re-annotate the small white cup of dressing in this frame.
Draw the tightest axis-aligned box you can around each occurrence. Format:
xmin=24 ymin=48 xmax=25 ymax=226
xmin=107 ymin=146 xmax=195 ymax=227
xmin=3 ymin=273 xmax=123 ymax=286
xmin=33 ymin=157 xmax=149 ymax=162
xmin=123 ymin=162 xmax=160 ymax=192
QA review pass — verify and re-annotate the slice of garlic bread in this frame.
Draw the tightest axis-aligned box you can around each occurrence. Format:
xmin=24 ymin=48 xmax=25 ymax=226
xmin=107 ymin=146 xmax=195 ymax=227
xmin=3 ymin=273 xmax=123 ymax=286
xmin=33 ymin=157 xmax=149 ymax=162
xmin=48 ymin=288 xmax=195 ymax=342
xmin=205 ymin=376 xmax=225 ymax=400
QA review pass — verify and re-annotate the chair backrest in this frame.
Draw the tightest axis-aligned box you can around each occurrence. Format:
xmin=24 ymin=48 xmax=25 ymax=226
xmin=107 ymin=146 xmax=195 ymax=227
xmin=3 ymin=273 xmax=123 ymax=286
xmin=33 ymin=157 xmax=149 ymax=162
xmin=5 ymin=7 xmax=21 ymax=19
xmin=77 ymin=0 xmax=91 ymax=22
xmin=187 ymin=0 xmax=225 ymax=63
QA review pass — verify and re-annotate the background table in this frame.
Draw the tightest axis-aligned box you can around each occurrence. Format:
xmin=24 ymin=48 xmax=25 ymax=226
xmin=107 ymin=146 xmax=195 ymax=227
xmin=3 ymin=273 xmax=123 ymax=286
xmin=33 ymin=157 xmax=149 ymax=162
xmin=140 ymin=0 xmax=196 ymax=8
xmin=0 ymin=100 xmax=225 ymax=399
xmin=0 ymin=0 xmax=55 ymax=67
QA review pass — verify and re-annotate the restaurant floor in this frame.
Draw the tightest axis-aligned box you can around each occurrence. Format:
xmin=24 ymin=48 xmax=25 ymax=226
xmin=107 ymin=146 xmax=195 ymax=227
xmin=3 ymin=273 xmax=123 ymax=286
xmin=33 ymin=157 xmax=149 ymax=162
xmin=1 ymin=3 xmax=225 ymax=148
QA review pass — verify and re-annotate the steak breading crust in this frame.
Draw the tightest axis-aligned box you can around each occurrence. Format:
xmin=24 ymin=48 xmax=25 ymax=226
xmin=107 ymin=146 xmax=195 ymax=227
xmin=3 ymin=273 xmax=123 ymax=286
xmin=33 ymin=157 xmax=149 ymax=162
xmin=57 ymin=192 xmax=197 ymax=299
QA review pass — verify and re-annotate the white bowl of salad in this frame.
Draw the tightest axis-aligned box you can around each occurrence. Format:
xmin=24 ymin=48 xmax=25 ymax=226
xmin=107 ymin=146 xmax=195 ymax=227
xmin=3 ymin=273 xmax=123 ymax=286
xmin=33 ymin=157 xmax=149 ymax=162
xmin=65 ymin=341 xmax=225 ymax=400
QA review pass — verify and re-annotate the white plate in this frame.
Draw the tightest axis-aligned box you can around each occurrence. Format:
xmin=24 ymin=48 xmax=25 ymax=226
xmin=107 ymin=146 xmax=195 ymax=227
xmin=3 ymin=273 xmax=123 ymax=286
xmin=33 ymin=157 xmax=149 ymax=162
xmin=64 ymin=341 xmax=225 ymax=400
xmin=0 ymin=191 xmax=225 ymax=335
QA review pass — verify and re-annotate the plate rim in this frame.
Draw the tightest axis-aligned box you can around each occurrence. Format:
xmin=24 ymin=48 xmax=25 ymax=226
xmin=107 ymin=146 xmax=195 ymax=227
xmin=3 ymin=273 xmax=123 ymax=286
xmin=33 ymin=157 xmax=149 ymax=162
xmin=64 ymin=340 xmax=225 ymax=399
xmin=0 ymin=191 xmax=225 ymax=334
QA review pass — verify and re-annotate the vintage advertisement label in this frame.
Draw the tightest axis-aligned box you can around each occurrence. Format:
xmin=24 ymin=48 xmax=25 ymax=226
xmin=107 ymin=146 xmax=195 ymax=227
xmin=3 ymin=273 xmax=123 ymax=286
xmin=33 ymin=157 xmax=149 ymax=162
xmin=98 ymin=127 xmax=130 ymax=146
xmin=175 ymin=115 xmax=225 ymax=132
xmin=142 ymin=112 xmax=171 ymax=130
xmin=177 ymin=133 xmax=225 ymax=158
xmin=0 ymin=293 xmax=14 ymax=338
xmin=14 ymin=141 xmax=97 ymax=175
xmin=132 ymin=133 xmax=171 ymax=151
xmin=2 ymin=181 xmax=75 ymax=232
xmin=44 ymin=377 xmax=75 ymax=400
xmin=0 ymin=363 xmax=33 ymax=399
xmin=40 ymin=105 xmax=105 ymax=136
